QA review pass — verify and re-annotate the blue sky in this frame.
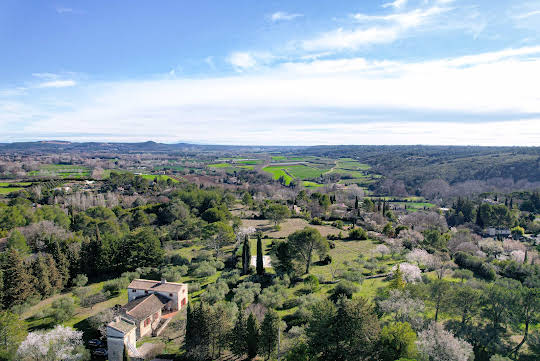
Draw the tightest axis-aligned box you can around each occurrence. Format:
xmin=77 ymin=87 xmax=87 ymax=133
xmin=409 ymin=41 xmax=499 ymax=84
xmin=1 ymin=0 xmax=540 ymax=145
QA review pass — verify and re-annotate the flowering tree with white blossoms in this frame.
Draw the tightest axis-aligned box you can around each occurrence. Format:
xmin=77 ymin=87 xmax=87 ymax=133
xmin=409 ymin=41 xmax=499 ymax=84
xmin=392 ymin=262 xmax=422 ymax=283
xmin=17 ymin=325 xmax=89 ymax=361
xmin=406 ymin=248 xmax=435 ymax=267
xmin=417 ymin=322 xmax=473 ymax=361
xmin=510 ymin=250 xmax=525 ymax=263
xmin=375 ymin=244 xmax=390 ymax=257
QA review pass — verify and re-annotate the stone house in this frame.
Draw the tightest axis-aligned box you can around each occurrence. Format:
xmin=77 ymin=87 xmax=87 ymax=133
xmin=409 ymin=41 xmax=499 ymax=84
xmin=107 ymin=279 xmax=188 ymax=361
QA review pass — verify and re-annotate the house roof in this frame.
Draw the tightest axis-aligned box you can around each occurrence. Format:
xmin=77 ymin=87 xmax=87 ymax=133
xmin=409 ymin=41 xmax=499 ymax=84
xmin=108 ymin=317 xmax=136 ymax=334
xmin=128 ymin=279 xmax=186 ymax=293
xmin=123 ymin=294 xmax=166 ymax=320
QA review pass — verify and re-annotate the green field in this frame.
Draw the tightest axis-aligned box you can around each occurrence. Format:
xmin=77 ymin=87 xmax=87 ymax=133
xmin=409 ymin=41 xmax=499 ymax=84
xmin=0 ymin=181 xmax=33 ymax=195
xmin=262 ymin=166 xmax=294 ymax=184
xmin=29 ymin=164 xmax=91 ymax=178
xmin=303 ymin=181 xmax=323 ymax=189
xmin=139 ymin=174 xmax=180 ymax=183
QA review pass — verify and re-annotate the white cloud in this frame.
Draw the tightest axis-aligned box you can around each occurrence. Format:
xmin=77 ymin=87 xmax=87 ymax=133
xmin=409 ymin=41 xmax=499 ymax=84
xmin=270 ymin=11 xmax=303 ymax=22
xmin=3 ymin=45 xmax=537 ymax=145
xmin=227 ymin=52 xmax=257 ymax=70
xmin=36 ymin=80 xmax=76 ymax=88
xmin=383 ymin=0 xmax=408 ymax=9
xmin=515 ymin=10 xmax=540 ymax=19
xmin=303 ymin=6 xmax=450 ymax=51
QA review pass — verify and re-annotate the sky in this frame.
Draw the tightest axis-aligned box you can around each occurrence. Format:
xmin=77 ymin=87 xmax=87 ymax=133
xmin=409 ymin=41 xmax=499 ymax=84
xmin=1 ymin=0 xmax=540 ymax=146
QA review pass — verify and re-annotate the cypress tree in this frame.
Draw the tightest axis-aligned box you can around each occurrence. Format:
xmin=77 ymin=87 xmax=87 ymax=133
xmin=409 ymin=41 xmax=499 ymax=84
xmin=256 ymin=234 xmax=264 ymax=275
xmin=246 ymin=312 xmax=259 ymax=360
xmin=242 ymin=235 xmax=251 ymax=275
xmin=355 ymin=196 xmax=359 ymax=209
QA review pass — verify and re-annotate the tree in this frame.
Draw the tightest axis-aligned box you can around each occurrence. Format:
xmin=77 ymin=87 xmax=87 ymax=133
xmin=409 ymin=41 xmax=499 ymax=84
xmin=259 ymin=310 xmax=280 ymax=360
xmin=246 ymin=312 xmax=259 ymax=360
xmin=256 ymin=234 xmax=264 ymax=275
xmin=416 ymin=322 xmax=473 ymax=361
xmin=380 ymin=322 xmax=417 ymax=361
xmin=203 ymin=221 xmax=235 ymax=258
xmin=287 ymin=227 xmax=328 ymax=274
xmin=348 ymin=227 xmax=368 ymax=240
xmin=230 ymin=310 xmax=248 ymax=358
xmin=50 ymin=297 xmax=76 ymax=324
xmin=2 ymin=248 xmax=35 ymax=308
xmin=329 ymin=280 xmax=358 ymax=303
xmin=429 ymin=279 xmax=451 ymax=322
xmin=389 ymin=264 xmax=406 ymax=290
xmin=0 ymin=311 xmax=27 ymax=360
xmin=185 ymin=302 xmax=211 ymax=360
xmin=6 ymin=230 xmax=29 ymax=254
xmin=17 ymin=325 xmax=89 ymax=361
xmin=121 ymin=227 xmax=164 ymax=271
xmin=264 ymin=203 xmax=290 ymax=227
xmin=508 ymin=285 xmax=540 ymax=356
xmin=31 ymin=255 xmax=53 ymax=298
xmin=242 ymin=235 xmax=251 ymax=275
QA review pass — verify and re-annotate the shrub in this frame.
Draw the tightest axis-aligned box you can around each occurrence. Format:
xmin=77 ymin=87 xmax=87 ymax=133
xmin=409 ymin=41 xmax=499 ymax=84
xmin=303 ymin=275 xmax=320 ymax=292
xmin=201 ymin=280 xmax=229 ymax=304
xmin=259 ymin=285 xmax=288 ymax=309
xmin=80 ymin=291 xmax=111 ymax=308
xmin=73 ymin=274 xmax=88 ymax=288
xmin=310 ymin=217 xmax=323 ymax=225
xmin=192 ymin=262 xmax=217 ymax=278
xmin=188 ymin=282 xmax=201 ymax=292
xmin=103 ymin=277 xmax=129 ymax=295
xmin=50 ymin=297 xmax=75 ymax=324
xmin=329 ymin=280 xmax=358 ymax=302
xmin=348 ymin=227 xmax=368 ymax=240
xmin=332 ymin=220 xmax=344 ymax=229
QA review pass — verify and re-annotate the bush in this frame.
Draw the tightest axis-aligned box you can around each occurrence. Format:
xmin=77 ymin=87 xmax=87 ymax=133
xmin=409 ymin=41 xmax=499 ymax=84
xmin=332 ymin=220 xmax=344 ymax=229
xmin=50 ymin=297 xmax=75 ymax=324
xmin=342 ymin=270 xmax=364 ymax=283
xmin=103 ymin=277 xmax=130 ymax=295
xmin=348 ymin=227 xmax=368 ymax=240
xmin=188 ymin=282 xmax=201 ymax=292
xmin=454 ymin=252 xmax=496 ymax=280
xmin=80 ymin=291 xmax=111 ymax=308
xmin=192 ymin=261 xmax=217 ymax=278
xmin=320 ymin=255 xmax=332 ymax=265
xmin=259 ymin=285 xmax=288 ymax=309
xmin=201 ymin=280 xmax=229 ymax=304
xmin=303 ymin=275 xmax=320 ymax=292
xmin=329 ymin=280 xmax=358 ymax=302
xmin=310 ymin=217 xmax=323 ymax=225
xmin=73 ymin=274 xmax=88 ymax=288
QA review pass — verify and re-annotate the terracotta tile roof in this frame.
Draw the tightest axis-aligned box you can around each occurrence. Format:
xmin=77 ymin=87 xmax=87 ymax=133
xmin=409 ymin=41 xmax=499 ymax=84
xmin=128 ymin=279 xmax=186 ymax=293
xmin=123 ymin=294 xmax=165 ymax=320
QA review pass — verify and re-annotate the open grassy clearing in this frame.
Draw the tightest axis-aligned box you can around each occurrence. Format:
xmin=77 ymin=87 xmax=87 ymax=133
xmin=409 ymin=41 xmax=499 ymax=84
xmin=261 ymin=166 xmax=293 ymax=184
xmin=138 ymin=174 xmax=180 ymax=183
xmin=241 ymin=218 xmax=342 ymax=238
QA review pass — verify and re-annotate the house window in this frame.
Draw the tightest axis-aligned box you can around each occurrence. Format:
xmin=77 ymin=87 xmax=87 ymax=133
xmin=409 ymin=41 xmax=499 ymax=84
xmin=181 ymin=298 xmax=186 ymax=306
xmin=132 ymin=289 xmax=136 ymax=293
xmin=169 ymin=293 xmax=173 ymax=297
xmin=145 ymin=290 xmax=148 ymax=294
xmin=144 ymin=318 xmax=150 ymax=326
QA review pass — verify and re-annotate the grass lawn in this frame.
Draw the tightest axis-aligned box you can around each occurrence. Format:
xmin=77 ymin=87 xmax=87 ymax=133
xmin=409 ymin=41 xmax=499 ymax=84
xmin=208 ymin=163 xmax=231 ymax=168
xmin=139 ymin=174 xmax=180 ymax=183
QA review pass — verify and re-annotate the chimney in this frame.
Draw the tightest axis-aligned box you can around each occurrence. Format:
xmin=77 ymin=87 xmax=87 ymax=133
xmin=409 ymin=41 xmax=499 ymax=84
xmin=161 ymin=278 xmax=166 ymax=284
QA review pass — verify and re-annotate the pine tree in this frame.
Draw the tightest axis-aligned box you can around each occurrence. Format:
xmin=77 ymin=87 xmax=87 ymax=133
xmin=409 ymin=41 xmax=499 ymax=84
xmin=256 ymin=234 xmax=264 ymax=275
xmin=45 ymin=254 xmax=63 ymax=292
xmin=246 ymin=312 xmax=259 ymax=360
xmin=242 ymin=235 xmax=251 ymax=275
xmin=230 ymin=310 xmax=248 ymax=358
xmin=260 ymin=310 xmax=280 ymax=360
xmin=32 ymin=255 xmax=53 ymax=297
xmin=48 ymin=241 xmax=70 ymax=288
xmin=2 ymin=248 xmax=35 ymax=308
xmin=389 ymin=265 xmax=405 ymax=290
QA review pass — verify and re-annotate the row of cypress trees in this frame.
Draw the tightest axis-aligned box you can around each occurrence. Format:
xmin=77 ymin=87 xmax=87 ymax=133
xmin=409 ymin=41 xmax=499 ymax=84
xmin=242 ymin=234 xmax=265 ymax=276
